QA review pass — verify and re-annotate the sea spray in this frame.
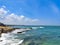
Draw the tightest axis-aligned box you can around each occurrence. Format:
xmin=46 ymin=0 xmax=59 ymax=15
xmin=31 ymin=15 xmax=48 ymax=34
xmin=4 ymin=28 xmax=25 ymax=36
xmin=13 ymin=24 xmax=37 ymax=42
xmin=0 ymin=29 xmax=24 ymax=45
xmin=11 ymin=29 xmax=26 ymax=34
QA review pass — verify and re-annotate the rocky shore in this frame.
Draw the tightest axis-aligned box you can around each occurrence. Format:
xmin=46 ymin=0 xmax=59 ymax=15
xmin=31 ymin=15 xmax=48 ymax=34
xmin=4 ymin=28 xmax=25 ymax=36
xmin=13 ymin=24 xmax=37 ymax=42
xmin=0 ymin=26 xmax=15 ymax=33
xmin=0 ymin=23 xmax=16 ymax=35
xmin=0 ymin=23 xmax=32 ymax=36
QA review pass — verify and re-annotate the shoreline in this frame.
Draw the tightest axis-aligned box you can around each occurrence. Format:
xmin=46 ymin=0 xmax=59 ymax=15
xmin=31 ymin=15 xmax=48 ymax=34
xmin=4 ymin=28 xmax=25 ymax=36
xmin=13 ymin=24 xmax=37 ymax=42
xmin=0 ymin=26 xmax=32 ymax=37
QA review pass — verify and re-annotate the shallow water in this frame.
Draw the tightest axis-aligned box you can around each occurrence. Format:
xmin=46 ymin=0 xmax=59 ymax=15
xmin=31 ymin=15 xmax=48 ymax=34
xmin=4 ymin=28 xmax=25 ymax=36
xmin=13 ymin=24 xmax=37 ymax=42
xmin=0 ymin=26 xmax=60 ymax=45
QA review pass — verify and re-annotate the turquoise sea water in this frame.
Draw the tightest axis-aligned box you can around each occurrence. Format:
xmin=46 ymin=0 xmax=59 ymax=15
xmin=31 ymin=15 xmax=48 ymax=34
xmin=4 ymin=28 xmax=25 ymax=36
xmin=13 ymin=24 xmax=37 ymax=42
xmin=11 ymin=26 xmax=60 ymax=45
xmin=0 ymin=26 xmax=60 ymax=45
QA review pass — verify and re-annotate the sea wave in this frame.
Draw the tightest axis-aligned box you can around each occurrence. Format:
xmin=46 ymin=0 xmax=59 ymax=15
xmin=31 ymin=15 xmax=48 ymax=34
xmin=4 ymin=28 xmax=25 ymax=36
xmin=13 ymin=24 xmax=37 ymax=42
xmin=0 ymin=32 xmax=24 ymax=45
xmin=32 ymin=26 xmax=44 ymax=30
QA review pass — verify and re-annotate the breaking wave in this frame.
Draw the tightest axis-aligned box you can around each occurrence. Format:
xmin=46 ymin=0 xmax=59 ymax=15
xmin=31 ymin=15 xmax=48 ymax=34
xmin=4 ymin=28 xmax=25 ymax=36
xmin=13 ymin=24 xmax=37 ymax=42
xmin=0 ymin=29 xmax=24 ymax=45
xmin=32 ymin=26 xmax=44 ymax=29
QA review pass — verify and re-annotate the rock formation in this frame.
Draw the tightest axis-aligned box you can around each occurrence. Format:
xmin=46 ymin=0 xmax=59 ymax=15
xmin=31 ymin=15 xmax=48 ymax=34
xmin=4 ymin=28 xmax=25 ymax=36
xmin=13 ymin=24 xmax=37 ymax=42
xmin=0 ymin=22 xmax=15 ymax=35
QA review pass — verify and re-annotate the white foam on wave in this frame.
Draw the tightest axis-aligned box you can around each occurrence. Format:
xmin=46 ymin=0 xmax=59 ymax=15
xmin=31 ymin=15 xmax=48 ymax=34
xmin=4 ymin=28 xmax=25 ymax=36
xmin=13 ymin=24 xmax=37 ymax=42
xmin=32 ymin=26 xmax=44 ymax=30
xmin=32 ymin=27 xmax=38 ymax=29
xmin=39 ymin=26 xmax=44 ymax=28
xmin=0 ymin=30 xmax=24 ymax=45
xmin=11 ymin=29 xmax=30 ymax=34
xmin=11 ymin=29 xmax=21 ymax=34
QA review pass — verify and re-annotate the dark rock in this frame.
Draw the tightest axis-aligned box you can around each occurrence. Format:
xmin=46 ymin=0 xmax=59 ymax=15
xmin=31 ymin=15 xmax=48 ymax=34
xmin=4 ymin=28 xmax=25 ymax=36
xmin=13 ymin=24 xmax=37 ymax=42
xmin=17 ymin=32 xmax=22 ymax=33
xmin=0 ymin=22 xmax=6 ymax=26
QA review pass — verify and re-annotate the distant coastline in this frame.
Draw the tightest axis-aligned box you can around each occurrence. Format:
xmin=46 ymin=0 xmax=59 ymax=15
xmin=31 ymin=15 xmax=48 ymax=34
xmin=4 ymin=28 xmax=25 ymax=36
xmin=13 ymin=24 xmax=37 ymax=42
xmin=6 ymin=24 xmax=60 ymax=27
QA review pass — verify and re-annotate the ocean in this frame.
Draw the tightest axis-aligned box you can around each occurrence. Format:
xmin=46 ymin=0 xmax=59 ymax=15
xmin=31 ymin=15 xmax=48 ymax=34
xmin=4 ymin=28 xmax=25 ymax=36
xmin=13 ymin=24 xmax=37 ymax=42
xmin=0 ymin=26 xmax=60 ymax=45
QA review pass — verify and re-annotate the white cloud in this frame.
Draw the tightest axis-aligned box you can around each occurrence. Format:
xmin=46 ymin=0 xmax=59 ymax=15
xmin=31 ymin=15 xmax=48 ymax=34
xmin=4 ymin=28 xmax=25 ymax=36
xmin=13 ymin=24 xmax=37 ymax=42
xmin=2 ymin=5 xmax=6 ymax=8
xmin=0 ymin=6 xmax=8 ymax=18
xmin=0 ymin=8 xmax=7 ymax=14
xmin=0 ymin=6 xmax=40 ymax=25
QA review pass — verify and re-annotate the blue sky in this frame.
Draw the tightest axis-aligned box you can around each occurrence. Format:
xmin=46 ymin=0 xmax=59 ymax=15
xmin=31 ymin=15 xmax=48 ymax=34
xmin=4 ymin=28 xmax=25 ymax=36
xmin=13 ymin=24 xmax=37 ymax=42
xmin=0 ymin=0 xmax=60 ymax=25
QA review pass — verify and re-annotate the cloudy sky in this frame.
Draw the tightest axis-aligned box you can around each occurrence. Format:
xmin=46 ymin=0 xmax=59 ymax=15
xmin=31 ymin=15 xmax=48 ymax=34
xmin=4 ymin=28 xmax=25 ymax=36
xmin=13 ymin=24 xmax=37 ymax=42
xmin=0 ymin=0 xmax=60 ymax=25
